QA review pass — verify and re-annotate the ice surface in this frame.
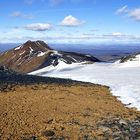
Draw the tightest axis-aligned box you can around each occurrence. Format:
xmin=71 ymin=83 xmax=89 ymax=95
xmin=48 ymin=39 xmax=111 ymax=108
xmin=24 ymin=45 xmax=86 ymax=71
xmin=30 ymin=61 xmax=140 ymax=110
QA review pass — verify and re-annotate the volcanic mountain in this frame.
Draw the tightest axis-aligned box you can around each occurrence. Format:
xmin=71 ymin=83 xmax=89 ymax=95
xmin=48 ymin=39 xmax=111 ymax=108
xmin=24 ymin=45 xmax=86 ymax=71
xmin=0 ymin=40 xmax=100 ymax=73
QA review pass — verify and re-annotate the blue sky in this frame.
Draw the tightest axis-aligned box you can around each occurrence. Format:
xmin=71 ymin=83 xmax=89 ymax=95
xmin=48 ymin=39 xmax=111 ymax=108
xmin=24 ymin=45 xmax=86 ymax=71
xmin=0 ymin=0 xmax=140 ymax=44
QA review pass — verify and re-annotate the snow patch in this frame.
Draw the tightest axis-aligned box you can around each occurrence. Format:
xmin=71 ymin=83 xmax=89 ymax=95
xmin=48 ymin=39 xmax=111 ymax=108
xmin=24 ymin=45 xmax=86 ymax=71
xmin=86 ymin=55 xmax=91 ymax=57
xmin=67 ymin=55 xmax=77 ymax=62
xmin=52 ymin=51 xmax=63 ymax=56
xmin=37 ymin=52 xmax=46 ymax=57
xmin=15 ymin=45 xmax=22 ymax=50
xmin=29 ymin=47 xmax=33 ymax=53
xmin=19 ymin=51 xmax=25 ymax=56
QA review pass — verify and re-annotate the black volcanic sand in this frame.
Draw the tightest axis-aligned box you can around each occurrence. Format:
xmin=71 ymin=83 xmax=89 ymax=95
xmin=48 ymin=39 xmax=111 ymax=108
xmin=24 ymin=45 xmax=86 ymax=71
xmin=0 ymin=67 xmax=140 ymax=139
xmin=0 ymin=66 xmax=81 ymax=85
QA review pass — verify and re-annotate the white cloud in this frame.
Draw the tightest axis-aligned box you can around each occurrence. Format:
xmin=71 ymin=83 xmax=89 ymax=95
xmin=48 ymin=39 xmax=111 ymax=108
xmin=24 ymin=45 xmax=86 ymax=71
xmin=129 ymin=8 xmax=140 ymax=21
xmin=116 ymin=5 xmax=128 ymax=14
xmin=60 ymin=15 xmax=84 ymax=26
xmin=24 ymin=23 xmax=52 ymax=31
xmin=112 ymin=32 xmax=122 ymax=36
xmin=10 ymin=11 xmax=33 ymax=19
xmin=116 ymin=6 xmax=140 ymax=22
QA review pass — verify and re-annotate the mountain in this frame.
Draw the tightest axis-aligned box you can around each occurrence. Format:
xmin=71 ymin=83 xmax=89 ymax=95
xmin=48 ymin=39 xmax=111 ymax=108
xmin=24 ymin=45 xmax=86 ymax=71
xmin=0 ymin=40 xmax=100 ymax=73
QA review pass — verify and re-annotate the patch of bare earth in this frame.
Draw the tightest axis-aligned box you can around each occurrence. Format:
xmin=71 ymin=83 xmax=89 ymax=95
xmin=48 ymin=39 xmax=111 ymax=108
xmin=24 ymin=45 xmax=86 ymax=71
xmin=0 ymin=83 xmax=140 ymax=139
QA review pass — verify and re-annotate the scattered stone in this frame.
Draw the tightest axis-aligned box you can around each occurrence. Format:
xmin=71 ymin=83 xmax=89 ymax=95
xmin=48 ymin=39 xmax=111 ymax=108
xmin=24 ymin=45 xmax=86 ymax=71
xmin=42 ymin=130 xmax=55 ymax=137
xmin=59 ymin=126 xmax=65 ymax=131
xmin=98 ymin=126 xmax=111 ymax=132
xmin=80 ymin=126 xmax=87 ymax=132
xmin=97 ymin=117 xmax=140 ymax=139
xmin=119 ymin=119 xmax=127 ymax=125
xmin=82 ymin=135 xmax=96 ymax=140
xmin=83 ymin=135 xmax=89 ymax=140
xmin=47 ymin=118 xmax=53 ymax=124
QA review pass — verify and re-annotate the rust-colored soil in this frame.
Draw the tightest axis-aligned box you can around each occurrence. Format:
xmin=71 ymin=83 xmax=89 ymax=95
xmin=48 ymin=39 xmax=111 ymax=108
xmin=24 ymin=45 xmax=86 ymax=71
xmin=0 ymin=83 xmax=140 ymax=139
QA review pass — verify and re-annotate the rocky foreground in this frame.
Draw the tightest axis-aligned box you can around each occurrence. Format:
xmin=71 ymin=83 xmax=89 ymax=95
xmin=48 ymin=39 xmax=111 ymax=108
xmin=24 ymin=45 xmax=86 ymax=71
xmin=0 ymin=67 xmax=140 ymax=139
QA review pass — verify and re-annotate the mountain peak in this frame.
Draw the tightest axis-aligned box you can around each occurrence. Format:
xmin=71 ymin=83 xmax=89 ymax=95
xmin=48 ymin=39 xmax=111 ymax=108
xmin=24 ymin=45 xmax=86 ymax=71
xmin=25 ymin=40 xmax=32 ymax=43
xmin=21 ymin=40 xmax=52 ymax=51
xmin=24 ymin=40 xmax=45 ymax=44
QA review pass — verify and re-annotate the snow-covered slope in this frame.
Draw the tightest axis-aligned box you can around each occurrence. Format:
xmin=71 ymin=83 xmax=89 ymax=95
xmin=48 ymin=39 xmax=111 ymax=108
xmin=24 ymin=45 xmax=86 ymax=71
xmin=30 ymin=60 xmax=85 ymax=75
xmin=118 ymin=53 xmax=140 ymax=67
xmin=30 ymin=60 xmax=140 ymax=111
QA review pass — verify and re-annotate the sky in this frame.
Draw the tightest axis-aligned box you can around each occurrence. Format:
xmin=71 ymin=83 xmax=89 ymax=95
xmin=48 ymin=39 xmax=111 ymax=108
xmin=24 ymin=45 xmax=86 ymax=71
xmin=0 ymin=0 xmax=140 ymax=44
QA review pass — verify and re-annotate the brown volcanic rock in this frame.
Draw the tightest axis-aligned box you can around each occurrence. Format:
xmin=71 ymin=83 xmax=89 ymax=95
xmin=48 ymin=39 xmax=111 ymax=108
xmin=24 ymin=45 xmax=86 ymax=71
xmin=0 ymin=40 xmax=100 ymax=73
